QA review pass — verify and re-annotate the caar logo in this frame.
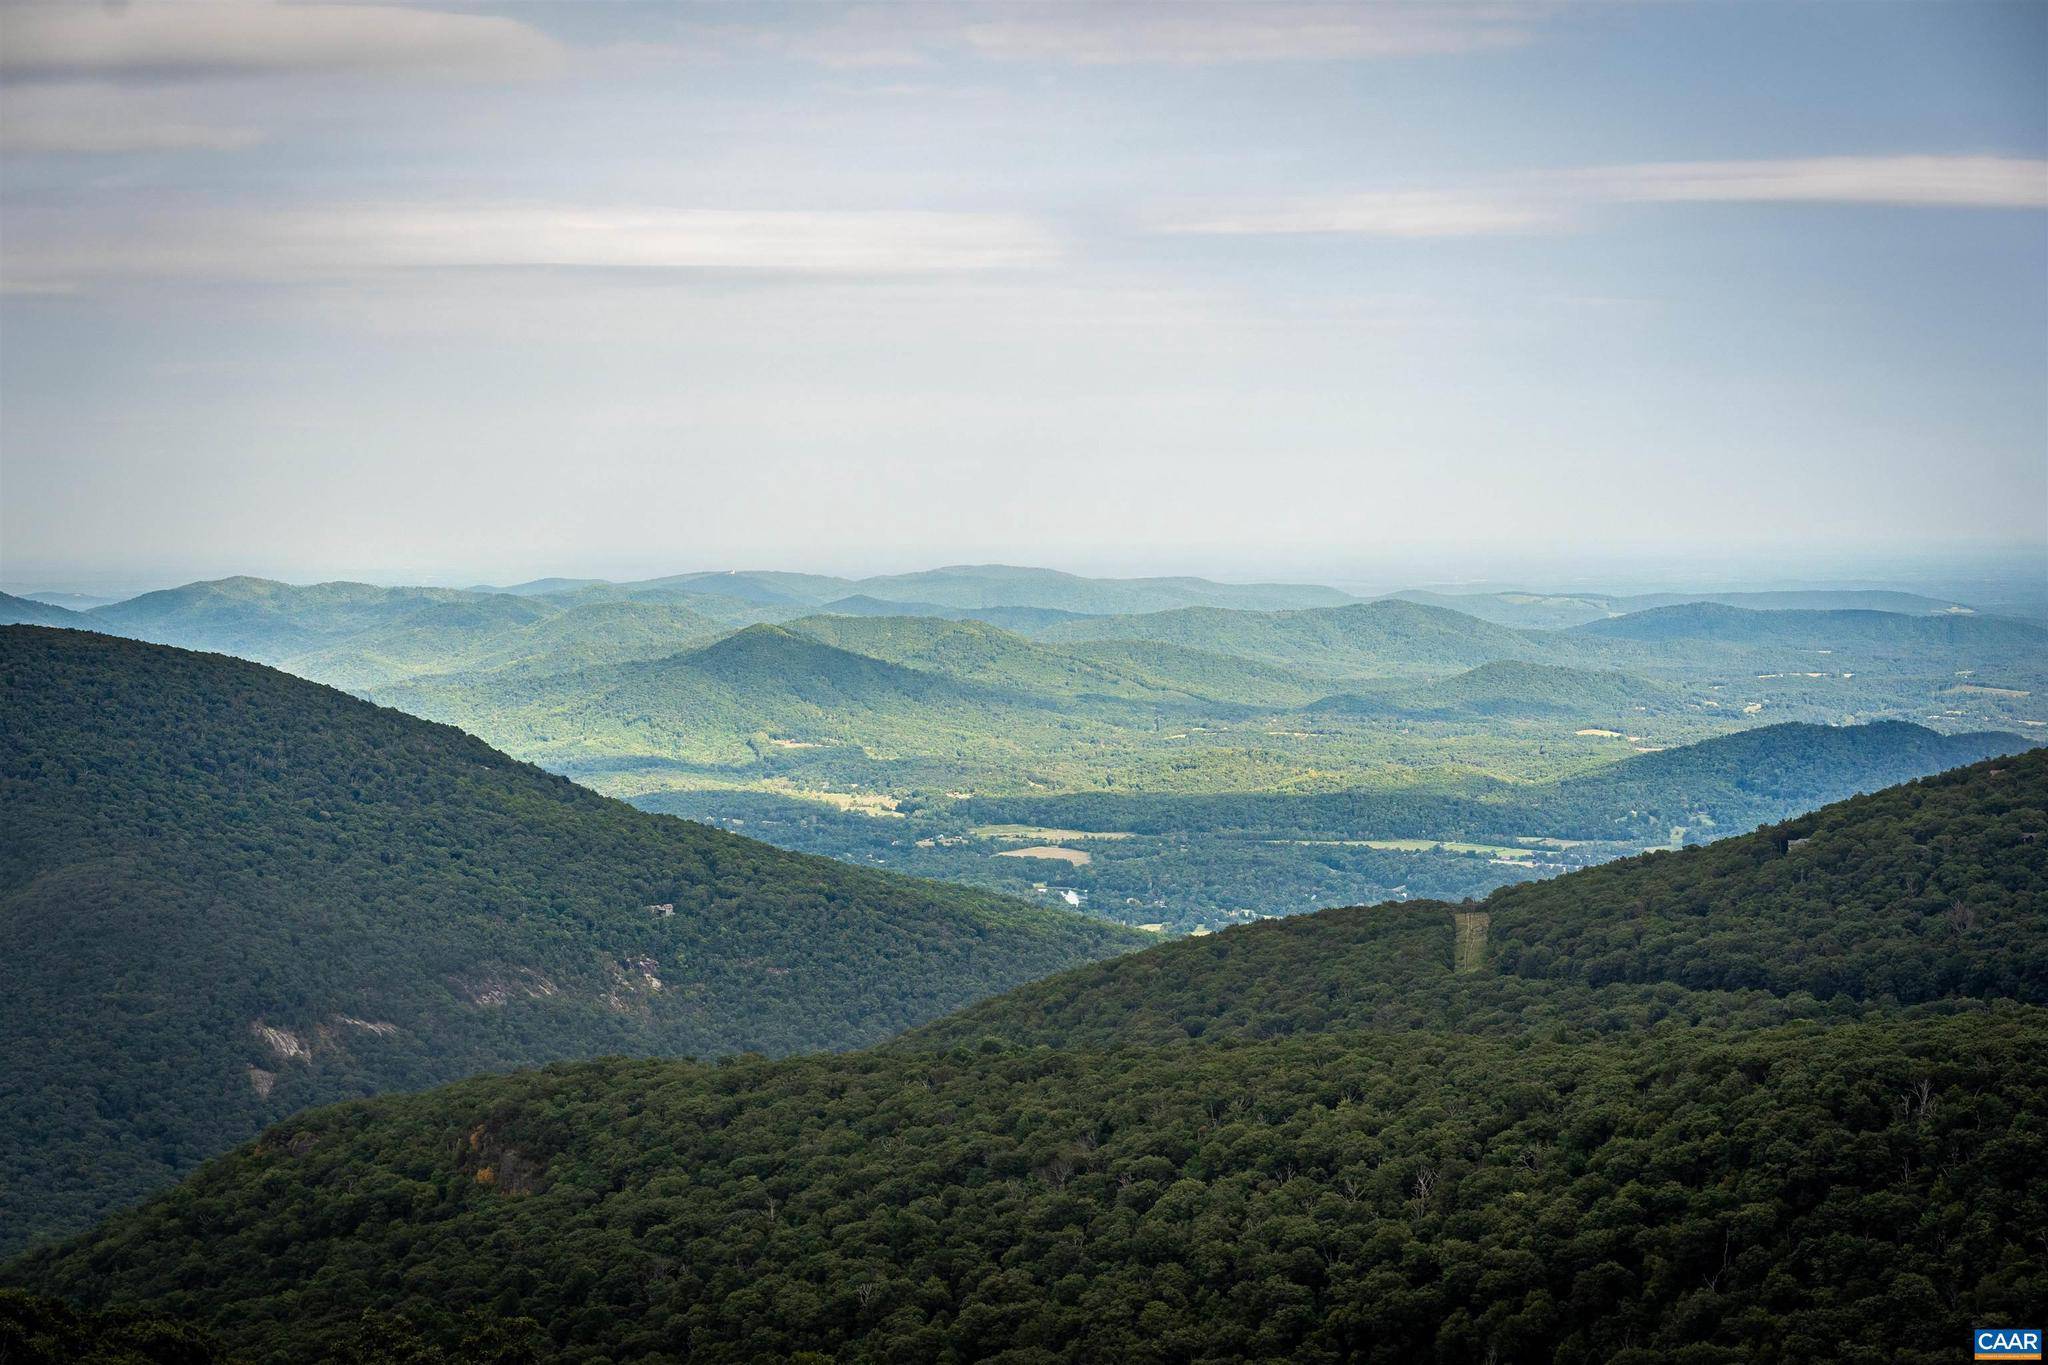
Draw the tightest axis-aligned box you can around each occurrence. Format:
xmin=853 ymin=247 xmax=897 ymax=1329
xmin=1976 ymin=1328 xmax=2043 ymax=1361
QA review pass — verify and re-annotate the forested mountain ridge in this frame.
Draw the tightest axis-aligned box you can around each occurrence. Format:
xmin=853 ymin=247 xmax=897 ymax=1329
xmin=960 ymin=719 xmax=2028 ymax=843
xmin=0 ymin=626 xmax=1141 ymax=1255
xmin=910 ymin=748 xmax=2048 ymax=1049
xmin=26 ymin=572 xmax=2043 ymax=932
xmin=6 ymin=757 xmax=2044 ymax=1364
xmin=1308 ymin=659 xmax=1684 ymax=720
xmin=86 ymin=575 xmax=540 ymax=660
xmin=372 ymin=622 xmax=1140 ymax=777
xmin=1573 ymin=601 xmax=2047 ymax=651
xmin=854 ymin=564 xmax=1356 ymax=614
xmin=1389 ymin=587 xmax=1979 ymax=629
xmin=784 ymin=614 xmax=1315 ymax=707
xmin=74 ymin=577 xmax=731 ymax=689
xmin=464 ymin=564 xmax=1355 ymax=616
xmin=0 ymin=592 xmax=87 ymax=628
xmin=1037 ymin=598 xmax=1549 ymax=678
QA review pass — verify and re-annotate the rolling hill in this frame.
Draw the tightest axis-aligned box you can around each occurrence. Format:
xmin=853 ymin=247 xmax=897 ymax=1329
xmin=785 ymin=614 xmax=1314 ymax=708
xmin=1616 ymin=588 xmax=1978 ymax=616
xmin=85 ymin=576 xmax=544 ymax=664
xmin=557 ymin=565 xmax=1356 ymax=616
xmin=786 ymin=615 xmax=1170 ymax=700
xmin=814 ymin=596 xmax=1100 ymax=634
xmin=853 ymin=564 xmax=1355 ymax=614
xmin=76 ymin=577 xmax=733 ymax=690
xmin=914 ymin=750 xmax=2048 ymax=1048
xmin=0 ymin=626 xmax=1140 ymax=1254
xmin=0 ymin=593 xmax=87 ymax=628
xmin=957 ymin=719 xmax=2029 ymax=842
xmin=1574 ymin=602 xmax=2045 ymax=653
xmin=18 ymin=591 xmax=126 ymax=610
xmin=1308 ymin=659 xmax=1682 ymax=720
xmin=370 ymin=622 xmax=1096 ymax=780
xmin=8 ymin=755 xmax=2042 ymax=1363
xmin=1390 ymin=587 xmax=1979 ymax=629
xmin=1038 ymin=599 xmax=1549 ymax=679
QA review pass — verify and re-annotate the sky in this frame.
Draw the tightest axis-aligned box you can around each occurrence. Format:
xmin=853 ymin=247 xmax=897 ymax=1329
xmin=1 ymin=0 xmax=2044 ymax=594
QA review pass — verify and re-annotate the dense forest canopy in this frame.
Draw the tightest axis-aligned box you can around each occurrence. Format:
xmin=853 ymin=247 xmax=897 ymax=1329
xmin=7 ymin=754 xmax=2043 ymax=1363
xmin=0 ymin=626 xmax=1139 ymax=1254
xmin=910 ymin=749 xmax=2048 ymax=1050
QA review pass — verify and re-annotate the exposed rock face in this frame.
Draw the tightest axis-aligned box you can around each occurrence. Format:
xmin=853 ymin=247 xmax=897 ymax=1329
xmin=246 ymin=1066 xmax=277 ymax=1098
xmin=603 ymin=956 xmax=665 ymax=1012
xmin=452 ymin=967 xmax=559 ymax=1008
xmin=250 ymin=1023 xmax=309 ymax=1062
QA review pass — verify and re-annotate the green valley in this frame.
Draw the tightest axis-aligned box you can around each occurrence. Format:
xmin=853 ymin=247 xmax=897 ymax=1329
xmin=24 ymin=570 xmax=2042 ymax=933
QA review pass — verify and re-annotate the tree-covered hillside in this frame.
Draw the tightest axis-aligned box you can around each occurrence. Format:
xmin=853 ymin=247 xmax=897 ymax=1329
xmin=1039 ymin=599 xmax=1549 ymax=679
xmin=1311 ymin=660 xmax=1683 ymax=720
xmin=960 ymin=720 xmax=2027 ymax=844
xmin=786 ymin=615 xmax=1198 ymax=703
xmin=1389 ymin=588 xmax=1977 ymax=630
xmin=0 ymin=627 xmax=1140 ymax=1254
xmin=0 ymin=593 xmax=87 ymax=628
xmin=487 ymin=565 xmax=1354 ymax=616
xmin=1574 ymin=601 xmax=2046 ymax=654
xmin=78 ymin=577 xmax=730 ymax=689
xmin=6 ymin=757 xmax=2044 ymax=1364
xmin=40 ymin=572 xmax=2045 ymax=933
xmin=912 ymin=749 xmax=2048 ymax=1049
xmin=376 ymin=623 xmax=1124 ymax=777
xmin=851 ymin=564 xmax=1356 ymax=614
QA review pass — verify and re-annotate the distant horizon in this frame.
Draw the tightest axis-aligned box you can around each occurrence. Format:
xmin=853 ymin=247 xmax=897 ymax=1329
xmin=8 ymin=543 xmax=2044 ymax=609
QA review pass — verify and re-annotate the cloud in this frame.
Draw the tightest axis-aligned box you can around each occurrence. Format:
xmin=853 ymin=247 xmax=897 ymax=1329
xmin=1164 ymin=190 xmax=1563 ymax=238
xmin=0 ymin=2 xmax=562 ymax=81
xmin=0 ymin=204 xmax=1061 ymax=290
xmin=1159 ymin=155 xmax=2048 ymax=237
xmin=1579 ymin=156 xmax=2048 ymax=209
xmin=954 ymin=3 xmax=1536 ymax=65
xmin=0 ymin=85 xmax=260 ymax=154
xmin=697 ymin=2 xmax=1537 ymax=69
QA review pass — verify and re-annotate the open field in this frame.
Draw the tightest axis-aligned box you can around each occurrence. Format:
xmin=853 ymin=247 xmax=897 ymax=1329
xmin=993 ymin=845 xmax=1093 ymax=865
xmin=971 ymin=824 xmax=1135 ymax=842
xmin=1276 ymin=837 xmax=1537 ymax=860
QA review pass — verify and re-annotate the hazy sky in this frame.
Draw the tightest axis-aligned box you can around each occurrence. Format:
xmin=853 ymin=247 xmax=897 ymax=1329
xmin=2 ymin=1 xmax=2044 ymax=592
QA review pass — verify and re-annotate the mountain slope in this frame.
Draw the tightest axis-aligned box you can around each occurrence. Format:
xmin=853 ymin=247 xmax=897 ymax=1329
xmin=1532 ymin=717 xmax=2026 ymax=839
xmin=959 ymin=719 xmax=2027 ymax=842
xmin=284 ymin=596 xmax=728 ymax=687
xmin=786 ymin=615 xmax=1150 ymax=697
xmin=83 ymin=577 xmax=734 ymax=690
xmin=784 ymin=615 xmax=1325 ymax=710
xmin=1390 ymin=588 xmax=1978 ymax=629
xmin=1039 ymin=599 xmax=1548 ymax=679
xmin=915 ymin=749 xmax=2048 ymax=1048
xmin=624 ymin=569 xmax=856 ymax=605
xmin=1310 ymin=659 xmax=1681 ymax=720
xmin=371 ymin=622 xmax=1181 ymax=785
xmin=0 ymin=593 xmax=88 ymax=628
xmin=0 ymin=626 xmax=1141 ymax=1254
xmin=854 ymin=564 xmax=1356 ymax=614
xmin=86 ymin=576 xmax=547 ymax=663
xmin=1616 ymin=588 xmax=1977 ymax=616
xmin=7 ymin=758 xmax=2044 ymax=1364
xmin=1576 ymin=602 xmax=2045 ymax=652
